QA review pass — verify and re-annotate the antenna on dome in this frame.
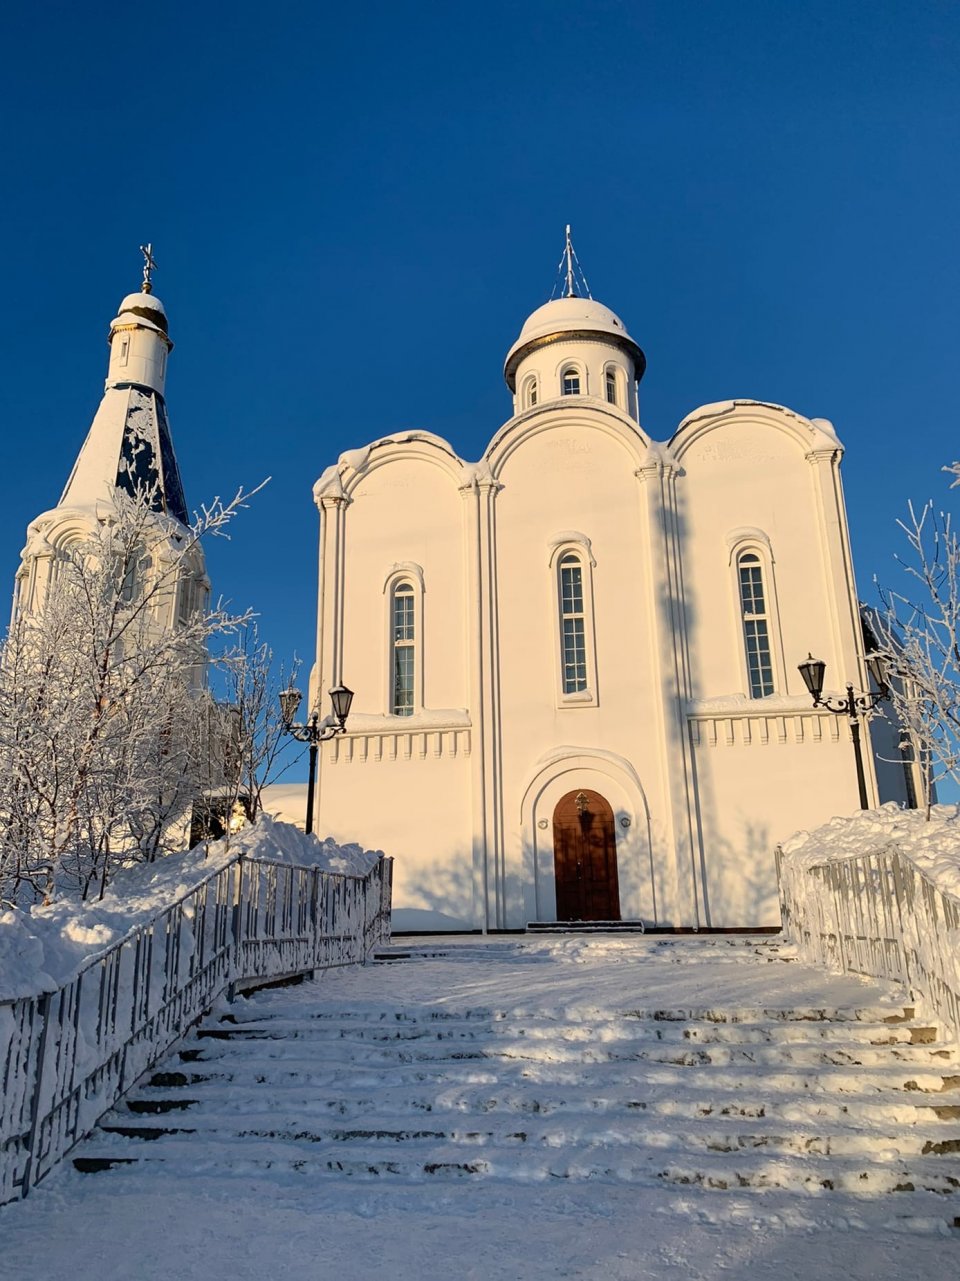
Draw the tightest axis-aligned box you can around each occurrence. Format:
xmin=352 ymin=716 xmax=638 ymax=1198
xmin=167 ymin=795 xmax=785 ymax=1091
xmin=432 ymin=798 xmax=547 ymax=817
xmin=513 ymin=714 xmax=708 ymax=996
xmin=550 ymin=226 xmax=592 ymax=301
xmin=140 ymin=243 xmax=157 ymax=294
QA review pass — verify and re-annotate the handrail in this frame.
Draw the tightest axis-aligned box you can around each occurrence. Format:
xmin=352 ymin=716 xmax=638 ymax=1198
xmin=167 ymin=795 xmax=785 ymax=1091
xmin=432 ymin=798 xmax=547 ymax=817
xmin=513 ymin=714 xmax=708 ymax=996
xmin=0 ymin=850 xmax=393 ymax=1205
xmin=776 ymin=840 xmax=959 ymax=1045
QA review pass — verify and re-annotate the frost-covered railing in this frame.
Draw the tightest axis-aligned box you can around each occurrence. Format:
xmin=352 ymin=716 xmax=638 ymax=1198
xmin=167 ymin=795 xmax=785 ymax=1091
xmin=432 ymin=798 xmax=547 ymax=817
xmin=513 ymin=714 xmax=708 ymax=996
xmin=776 ymin=841 xmax=960 ymax=1044
xmin=0 ymin=852 xmax=392 ymax=1205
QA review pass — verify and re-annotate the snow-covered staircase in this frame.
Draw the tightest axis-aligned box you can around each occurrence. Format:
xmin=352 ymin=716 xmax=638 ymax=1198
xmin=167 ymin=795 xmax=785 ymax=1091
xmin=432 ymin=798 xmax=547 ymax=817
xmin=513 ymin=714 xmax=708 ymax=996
xmin=70 ymin=938 xmax=960 ymax=1229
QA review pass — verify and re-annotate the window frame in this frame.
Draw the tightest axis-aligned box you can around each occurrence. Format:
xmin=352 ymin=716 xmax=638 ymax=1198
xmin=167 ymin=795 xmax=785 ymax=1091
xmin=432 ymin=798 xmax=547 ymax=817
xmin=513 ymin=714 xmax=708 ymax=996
xmin=383 ymin=563 xmax=425 ymax=717
xmin=520 ymin=373 xmax=539 ymax=410
xmin=603 ymin=364 xmax=620 ymax=407
xmin=726 ymin=533 xmax=785 ymax=700
xmin=560 ymin=364 xmax=583 ymax=397
xmin=549 ymin=537 xmax=599 ymax=708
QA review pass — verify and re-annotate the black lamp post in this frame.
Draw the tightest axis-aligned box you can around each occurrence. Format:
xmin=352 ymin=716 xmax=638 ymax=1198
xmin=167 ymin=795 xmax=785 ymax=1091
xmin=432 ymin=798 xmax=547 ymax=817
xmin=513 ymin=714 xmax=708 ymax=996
xmin=278 ymin=683 xmax=354 ymax=834
xmin=797 ymin=654 xmax=889 ymax=809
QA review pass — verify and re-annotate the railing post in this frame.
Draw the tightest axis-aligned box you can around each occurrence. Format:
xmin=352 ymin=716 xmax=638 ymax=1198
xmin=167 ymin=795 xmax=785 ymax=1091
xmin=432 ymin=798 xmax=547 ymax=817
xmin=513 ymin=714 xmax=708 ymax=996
xmin=311 ymin=865 xmax=321 ymax=971
xmin=229 ymin=855 xmax=245 ymax=998
xmin=20 ymin=990 xmax=53 ymax=1198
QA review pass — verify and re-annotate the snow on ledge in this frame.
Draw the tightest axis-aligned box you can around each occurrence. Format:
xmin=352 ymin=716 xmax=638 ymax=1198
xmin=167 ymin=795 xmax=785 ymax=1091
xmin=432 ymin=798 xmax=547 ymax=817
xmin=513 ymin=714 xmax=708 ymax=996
xmin=779 ymin=802 xmax=960 ymax=899
xmin=0 ymin=816 xmax=384 ymax=1003
xmin=687 ymin=693 xmax=816 ymax=715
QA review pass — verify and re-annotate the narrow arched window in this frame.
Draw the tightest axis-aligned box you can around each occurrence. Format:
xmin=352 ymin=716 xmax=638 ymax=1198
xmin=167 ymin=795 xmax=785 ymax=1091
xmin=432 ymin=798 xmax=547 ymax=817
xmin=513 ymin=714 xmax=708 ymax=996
xmin=561 ymin=368 xmax=581 ymax=397
xmin=521 ymin=374 xmax=538 ymax=409
xmin=392 ymin=582 xmax=416 ymax=715
xmin=605 ymin=369 xmax=618 ymax=405
xmin=738 ymin=553 xmax=774 ymax=698
xmin=558 ymin=554 xmax=588 ymax=693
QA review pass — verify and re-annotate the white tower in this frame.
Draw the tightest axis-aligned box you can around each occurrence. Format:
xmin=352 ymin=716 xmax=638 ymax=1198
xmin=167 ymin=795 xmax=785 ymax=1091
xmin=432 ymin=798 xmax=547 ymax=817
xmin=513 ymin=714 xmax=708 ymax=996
xmin=14 ymin=247 xmax=201 ymax=619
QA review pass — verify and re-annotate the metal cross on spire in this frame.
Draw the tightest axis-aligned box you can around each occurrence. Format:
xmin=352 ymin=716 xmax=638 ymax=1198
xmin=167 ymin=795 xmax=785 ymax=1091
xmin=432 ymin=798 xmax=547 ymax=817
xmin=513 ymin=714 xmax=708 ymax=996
xmin=551 ymin=225 xmax=592 ymax=301
xmin=139 ymin=243 xmax=157 ymax=294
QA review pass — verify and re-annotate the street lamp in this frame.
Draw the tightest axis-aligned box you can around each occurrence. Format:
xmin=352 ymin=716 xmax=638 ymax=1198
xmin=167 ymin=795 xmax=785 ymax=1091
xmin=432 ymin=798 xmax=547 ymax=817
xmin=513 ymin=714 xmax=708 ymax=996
xmin=797 ymin=654 xmax=889 ymax=809
xmin=278 ymin=683 xmax=354 ymax=835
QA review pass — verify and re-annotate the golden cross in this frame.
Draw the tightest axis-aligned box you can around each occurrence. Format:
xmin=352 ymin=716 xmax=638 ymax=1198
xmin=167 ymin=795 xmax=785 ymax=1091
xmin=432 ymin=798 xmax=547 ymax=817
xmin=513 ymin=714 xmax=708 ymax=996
xmin=140 ymin=243 xmax=157 ymax=293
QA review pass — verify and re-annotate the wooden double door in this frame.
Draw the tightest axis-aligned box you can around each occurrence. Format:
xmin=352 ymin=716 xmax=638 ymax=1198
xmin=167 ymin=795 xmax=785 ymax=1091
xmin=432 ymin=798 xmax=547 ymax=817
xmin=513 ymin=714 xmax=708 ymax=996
xmin=552 ymin=789 xmax=621 ymax=921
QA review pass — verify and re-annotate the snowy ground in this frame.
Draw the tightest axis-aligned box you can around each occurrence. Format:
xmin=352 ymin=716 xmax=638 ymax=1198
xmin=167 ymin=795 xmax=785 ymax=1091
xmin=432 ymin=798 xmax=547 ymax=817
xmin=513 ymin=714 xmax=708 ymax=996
xmin=1 ymin=934 xmax=957 ymax=1281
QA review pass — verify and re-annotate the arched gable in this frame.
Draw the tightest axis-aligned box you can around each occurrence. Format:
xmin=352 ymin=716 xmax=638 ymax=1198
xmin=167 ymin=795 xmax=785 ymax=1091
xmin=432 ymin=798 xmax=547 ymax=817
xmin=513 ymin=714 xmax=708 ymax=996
xmin=669 ymin=399 xmax=842 ymax=464
xmin=314 ymin=431 xmax=467 ymax=504
xmin=486 ymin=403 xmax=651 ymax=481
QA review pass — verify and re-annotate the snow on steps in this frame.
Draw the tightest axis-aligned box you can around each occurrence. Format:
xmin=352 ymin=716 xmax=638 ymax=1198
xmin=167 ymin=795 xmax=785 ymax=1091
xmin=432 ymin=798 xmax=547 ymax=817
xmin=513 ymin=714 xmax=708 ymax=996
xmin=70 ymin=939 xmax=960 ymax=1232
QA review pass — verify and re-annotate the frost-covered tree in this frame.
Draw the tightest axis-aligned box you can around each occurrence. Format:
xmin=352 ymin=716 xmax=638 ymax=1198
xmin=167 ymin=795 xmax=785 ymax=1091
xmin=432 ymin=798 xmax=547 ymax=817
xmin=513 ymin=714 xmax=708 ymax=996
xmin=873 ymin=462 xmax=960 ymax=812
xmin=201 ymin=624 xmax=303 ymax=836
xmin=0 ymin=484 xmax=257 ymax=906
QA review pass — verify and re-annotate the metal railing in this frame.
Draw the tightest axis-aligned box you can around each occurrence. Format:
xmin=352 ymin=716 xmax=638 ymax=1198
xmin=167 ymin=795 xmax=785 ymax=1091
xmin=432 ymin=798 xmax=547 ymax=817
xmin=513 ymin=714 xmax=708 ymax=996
xmin=0 ymin=851 xmax=392 ymax=1205
xmin=776 ymin=840 xmax=959 ymax=1044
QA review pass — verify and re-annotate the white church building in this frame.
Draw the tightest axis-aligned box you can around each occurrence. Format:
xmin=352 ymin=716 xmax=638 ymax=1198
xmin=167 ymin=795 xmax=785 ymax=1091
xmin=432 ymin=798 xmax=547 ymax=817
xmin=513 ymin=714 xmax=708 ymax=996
xmin=13 ymin=244 xmax=913 ymax=929
xmin=309 ymin=246 xmax=915 ymax=931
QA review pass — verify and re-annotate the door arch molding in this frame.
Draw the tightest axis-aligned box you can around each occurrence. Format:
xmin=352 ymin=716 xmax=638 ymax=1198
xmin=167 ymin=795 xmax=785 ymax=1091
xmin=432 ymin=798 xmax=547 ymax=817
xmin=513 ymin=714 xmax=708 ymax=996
xmin=518 ymin=748 xmax=657 ymax=924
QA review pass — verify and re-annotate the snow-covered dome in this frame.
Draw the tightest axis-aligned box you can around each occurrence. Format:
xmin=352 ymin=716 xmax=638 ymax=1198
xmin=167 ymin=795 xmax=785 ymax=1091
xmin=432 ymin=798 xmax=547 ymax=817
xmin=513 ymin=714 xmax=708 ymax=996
xmin=111 ymin=290 xmax=169 ymax=336
xmin=504 ymin=295 xmax=645 ymax=391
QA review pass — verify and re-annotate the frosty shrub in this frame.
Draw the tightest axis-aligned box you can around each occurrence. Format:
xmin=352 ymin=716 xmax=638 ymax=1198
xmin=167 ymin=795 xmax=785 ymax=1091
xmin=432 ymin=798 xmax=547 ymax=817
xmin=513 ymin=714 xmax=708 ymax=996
xmin=0 ymin=484 xmax=259 ymax=906
xmin=874 ymin=462 xmax=960 ymax=811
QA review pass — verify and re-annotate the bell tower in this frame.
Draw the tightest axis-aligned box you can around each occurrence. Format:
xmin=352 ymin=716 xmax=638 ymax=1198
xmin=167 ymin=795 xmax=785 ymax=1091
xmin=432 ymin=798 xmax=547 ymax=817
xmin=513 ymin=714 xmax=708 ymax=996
xmin=14 ymin=247 xmax=199 ymax=619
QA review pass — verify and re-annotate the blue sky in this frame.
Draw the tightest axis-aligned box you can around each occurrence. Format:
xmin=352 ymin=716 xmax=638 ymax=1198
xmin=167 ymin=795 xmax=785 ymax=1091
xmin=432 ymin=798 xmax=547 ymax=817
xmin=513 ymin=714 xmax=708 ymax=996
xmin=1 ymin=2 xmax=958 ymax=782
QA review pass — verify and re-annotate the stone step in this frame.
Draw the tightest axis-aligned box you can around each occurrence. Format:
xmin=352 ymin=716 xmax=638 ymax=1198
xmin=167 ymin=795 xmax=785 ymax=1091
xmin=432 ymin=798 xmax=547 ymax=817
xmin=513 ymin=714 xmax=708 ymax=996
xmin=217 ymin=1002 xmax=919 ymax=1027
xmin=95 ymin=1105 xmax=960 ymax=1161
xmin=180 ymin=1031 xmax=955 ymax=1071
xmin=70 ymin=1131 xmax=960 ymax=1199
xmin=210 ymin=1011 xmax=943 ymax=1048
xmin=168 ymin=1047 xmax=960 ymax=1095
xmin=127 ymin=1077 xmax=960 ymax=1128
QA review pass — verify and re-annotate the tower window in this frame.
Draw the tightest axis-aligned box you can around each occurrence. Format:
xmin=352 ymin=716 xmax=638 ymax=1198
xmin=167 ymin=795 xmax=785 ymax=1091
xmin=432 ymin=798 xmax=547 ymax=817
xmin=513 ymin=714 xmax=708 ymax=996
xmin=561 ymin=368 xmax=581 ymax=396
xmin=605 ymin=369 xmax=618 ymax=405
xmin=521 ymin=375 xmax=539 ymax=409
xmin=392 ymin=582 xmax=416 ymax=715
xmin=119 ymin=338 xmax=130 ymax=366
xmin=558 ymin=554 xmax=588 ymax=693
xmin=738 ymin=553 xmax=774 ymax=698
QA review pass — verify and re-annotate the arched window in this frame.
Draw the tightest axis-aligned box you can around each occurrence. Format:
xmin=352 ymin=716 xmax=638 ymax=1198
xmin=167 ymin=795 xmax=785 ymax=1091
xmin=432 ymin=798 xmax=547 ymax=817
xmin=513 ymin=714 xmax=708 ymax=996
xmin=549 ymin=537 xmax=599 ymax=706
xmin=521 ymin=374 xmax=539 ymax=409
xmin=561 ymin=368 xmax=581 ymax=397
xmin=176 ymin=570 xmax=207 ymax=625
xmin=558 ymin=553 xmax=588 ymax=693
xmin=738 ymin=552 xmax=774 ymax=698
xmin=391 ymin=581 xmax=416 ymax=715
xmin=604 ymin=368 xmax=618 ymax=405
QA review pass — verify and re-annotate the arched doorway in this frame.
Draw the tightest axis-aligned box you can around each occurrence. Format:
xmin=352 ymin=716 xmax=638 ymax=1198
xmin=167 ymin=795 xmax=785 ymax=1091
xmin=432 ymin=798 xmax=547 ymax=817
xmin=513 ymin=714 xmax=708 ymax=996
xmin=552 ymin=789 xmax=621 ymax=921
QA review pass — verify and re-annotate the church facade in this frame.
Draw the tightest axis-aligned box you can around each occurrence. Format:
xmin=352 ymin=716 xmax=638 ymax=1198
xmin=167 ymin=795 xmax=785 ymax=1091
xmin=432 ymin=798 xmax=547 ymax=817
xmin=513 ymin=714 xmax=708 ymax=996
xmin=310 ymin=280 xmax=915 ymax=930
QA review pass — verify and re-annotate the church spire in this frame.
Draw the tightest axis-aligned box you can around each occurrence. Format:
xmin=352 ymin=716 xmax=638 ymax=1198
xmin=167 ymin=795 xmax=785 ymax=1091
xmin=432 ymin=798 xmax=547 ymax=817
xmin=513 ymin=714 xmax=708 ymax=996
xmin=56 ymin=248 xmax=189 ymax=526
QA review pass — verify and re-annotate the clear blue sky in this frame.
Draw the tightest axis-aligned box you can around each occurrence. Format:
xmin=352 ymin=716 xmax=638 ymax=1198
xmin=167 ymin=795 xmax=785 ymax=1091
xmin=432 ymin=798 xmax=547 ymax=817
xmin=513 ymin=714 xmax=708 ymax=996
xmin=1 ymin=2 xmax=958 ymax=783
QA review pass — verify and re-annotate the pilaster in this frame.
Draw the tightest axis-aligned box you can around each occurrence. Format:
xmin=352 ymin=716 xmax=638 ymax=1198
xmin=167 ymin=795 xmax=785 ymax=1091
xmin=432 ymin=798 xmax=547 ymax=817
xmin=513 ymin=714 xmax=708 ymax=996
xmin=636 ymin=453 xmax=703 ymax=924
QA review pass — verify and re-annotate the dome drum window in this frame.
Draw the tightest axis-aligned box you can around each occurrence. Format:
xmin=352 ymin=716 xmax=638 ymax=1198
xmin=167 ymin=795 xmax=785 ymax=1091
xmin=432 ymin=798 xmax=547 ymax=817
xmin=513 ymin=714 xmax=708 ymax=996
xmin=561 ymin=367 xmax=581 ymax=397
